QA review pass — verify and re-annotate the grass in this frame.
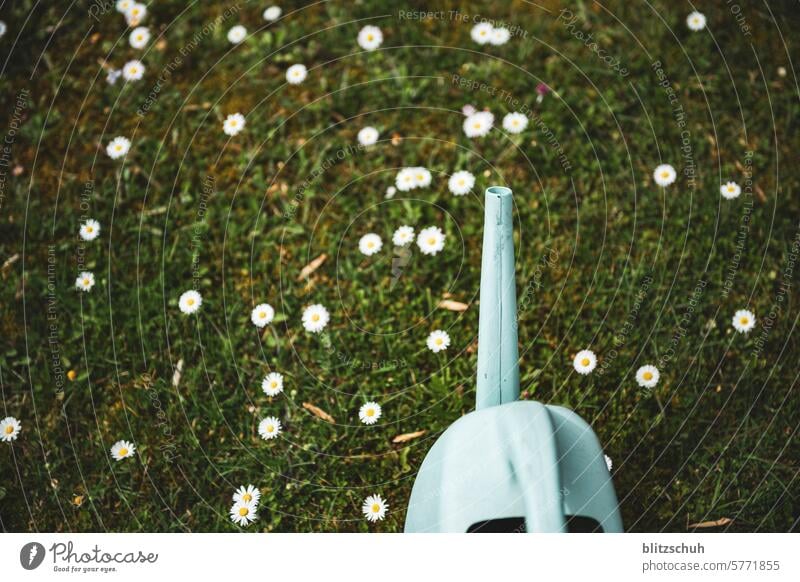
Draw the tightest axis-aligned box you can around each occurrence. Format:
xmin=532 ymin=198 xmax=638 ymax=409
xmin=0 ymin=0 xmax=798 ymax=532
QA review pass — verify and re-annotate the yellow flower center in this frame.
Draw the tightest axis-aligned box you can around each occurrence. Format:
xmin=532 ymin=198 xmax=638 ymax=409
xmin=473 ymin=122 xmax=481 ymax=129
xmin=115 ymin=145 xmax=122 ymax=151
xmin=130 ymin=67 xmax=138 ymax=74
xmin=136 ymin=35 xmax=143 ymax=41
xmin=311 ymin=314 xmax=320 ymax=322
xmin=427 ymin=237 xmax=436 ymax=245
xmin=87 ymin=227 xmax=93 ymax=233
xmin=271 ymin=381 xmax=277 ymax=388
xmin=239 ymin=507 xmax=249 ymax=516
xmin=728 ymin=186 xmax=735 ymax=192
xmin=5 ymin=425 xmax=14 ymax=434
xmin=435 ymin=338 xmax=443 ymax=345
xmin=82 ymin=278 xmax=90 ymax=286
xmin=242 ymin=493 xmax=252 ymax=502
xmin=513 ymin=120 xmax=519 ymax=126
xmin=119 ymin=447 xmax=128 ymax=456
xmin=187 ymin=298 xmax=195 ymax=306
xmin=366 ymin=409 xmax=374 ymax=417
xmin=643 ymin=371 xmax=653 ymax=381
xmin=259 ymin=311 xmax=266 ymax=318
xmin=367 ymin=242 xmax=374 ymax=248
xmin=661 ymin=171 xmax=670 ymax=179
xmin=740 ymin=317 xmax=749 ymax=325
xmin=581 ymin=358 xmax=590 ymax=366
xmin=371 ymin=503 xmax=380 ymax=513
xmin=367 ymin=34 xmax=374 ymax=41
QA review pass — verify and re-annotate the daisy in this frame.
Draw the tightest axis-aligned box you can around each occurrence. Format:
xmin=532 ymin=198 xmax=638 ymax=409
xmin=447 ymin=171 xmax=475 ymax=196
xmin=462 ymin=104 xmax=477 ymax=116
xmin=223 ymin=113 xmax=245 ymax=136
xmin=720 ymin=181 xmax=741 ymax=200
xmin=115 ymin=0 xmax=133 ymax=12
xmin=227 ymin=25 xmax=246 ymax=44
xmin=653 ymin=163 xmax=677 ymax=187
xmin=258 ymin=416 xmax=282 ymax=440
xmin=251 ymin=303 xmax=274 ymax=327
xmin=362 ymin=494 xmax=388 ymax=522
xmin=635 ymin=364 xmax=660 ymax=389
xmin=357 ymin=25 xmax=383 ymax=51
xmin=463 ymin=111 xmax=494 ymax=138
xmin=489 ymin=26 xmax=511 ymax=46
xmin=229 ymin=500 xmax=258 ymax=526
xmin=262 ymin=372 xmax=284 ymax=397
xmin=573 ymin=349 xmax=597 ymax=375
xmin=416 ymin=226 xmax=445 ymax=256
xmin=503 ymin=112 xmax=528 ymax=134
xmin=413 ymin=167 xmax=432 ymax=188
xmin=79 ymin=219 xmax=100 ymax=241
xmin=392 ymin=225 xmax=414 ymax=247
xmin=359 ymin=233 xmax=383 ymax=256
xmin=110 ymin=439 xmax=136 ymax=461
xmin=0 ymin=21 xmax=5 ymax=38
xmin=129 ymin=26 xmax=150 ymax=49
xmin=385 ymin=186 xmax=397 ymax=199
xmin=302 ymin=304 xmax=329 ymax=333
xmin=233 ymin=484 xmax=261 ymax=505
xmin=357 ymin=126 xmax=379 ymax=146
xmin=604 ymin=454 xmax=613 ymax=472
xmin=0 ymin=417 xmax=21 ymax=442
xmin=263 ymin=6 xmax=282 ymax=21
xmin=178 ymin=290 xmax=202 ymax=315
xmin=359 ymin=402 xmax=382 ymax=425
xmin=122 ymin=59 xmax=145 ymax=81
xmin=75 ymin=272 xmax=95 ymax=292
xmin=687 ymin=11 xmax=706 ymax=31
xmin=732 ymin=309 xmax=756 ymax=334
xmin=124 ymin=3 xmax=147 ymax=26
xmin=286 ymin=64 xmax=307 ymax=84
xmin=106 ymin=136 xmax=130 ymax=159
xmin=426 ymin=329 xmax=450 ymax=353
xmin=395 ymin=168 xmax=416 ymax=192
xmin=470 ymin=22 xmax=493 ymax=44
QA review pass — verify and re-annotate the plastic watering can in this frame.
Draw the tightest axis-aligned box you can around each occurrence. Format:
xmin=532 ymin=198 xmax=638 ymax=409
xmin=404 ymin=186 xmax=624 ymax=533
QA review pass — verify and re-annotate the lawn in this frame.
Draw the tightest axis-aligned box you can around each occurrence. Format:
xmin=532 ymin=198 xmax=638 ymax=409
xmin=0 ymin=0 xmax=798 ymax=532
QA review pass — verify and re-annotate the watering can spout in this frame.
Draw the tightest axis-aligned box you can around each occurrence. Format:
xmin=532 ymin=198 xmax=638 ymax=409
xmin=476 ymin=186 xmax=520 ymax=410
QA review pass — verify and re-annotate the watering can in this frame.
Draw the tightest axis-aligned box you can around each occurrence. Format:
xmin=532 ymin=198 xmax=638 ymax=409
xmin=404 ymin=186 xmax=623 ymax=533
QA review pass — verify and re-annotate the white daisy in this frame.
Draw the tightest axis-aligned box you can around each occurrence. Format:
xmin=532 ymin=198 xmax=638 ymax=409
xmin=720 ymin=181 xmax=741 ymax=200
xmin=653 ymin=163 xmax=677 ymax=187
xmin=122 ymin=59 xmax=145 ymax=81
xmin=230 ymin=500 xmax=258 ymax=526
xmin=124 ymin=3 xmax=147 ymax=26
xmin=0 ymin=21 xmax=5 ymax=38
xmin=79 ymin=219 xmax=100 ymax=241
xmin=385 ymin=185 xmax=397 ymax=199
xmin=489 ymin=26 xmax=511 ymax=46
xmin=286 ymin=64 xmax=307 ymax=84
xmin=362 ymin=494 xmax=388 ymax=522
xmin=302 ymin=304 xmax=329 ymax=333
xmin=448 ymin=171 xmax=475 ymax=196
xmin=357 ymin=25 xmax=383 ymax=51
xmin=357 ymin=126 xmax=379 ymax=146
xmin=227 ymin=25 xmax=247 ymax=44
xmin=635 ymin=364 xmax=660 ymax=388
xmin=251 ymin=303 xmax=274 ymax=327
xmin=470 ymin=22 xmax=493 ymax=44
xmin=604 ymin=454 xmax=613 ymax=472
xmin=223 ymin=113 xmax=245 ymax=136
xmin=106 ymin=136 xmax=130 ymax=159
xmin=233 ymin=484 xmax=261 ymax=505
xmin=106 ymin=69 xmax=122 ymax=85
xmin=115 ymin=0 xmax=133 ymax=13
xmin=0 ymin=417 xmax=21 ymax=442
xmin=359 ymin=233 xmax=383 ymax=256
xmin=110 ymin=439 xmax=136 ymax=461
xmin=463 ymin=111 xmax=494 ymax=138
xmin=426 ymin=329 xmax=450 ymax=353
xmin=395 ymin=168 xmax=416 ymax=192
xmin=263 ymin=6 xmax=282 ymax=21
xmin=359 ymin=402 xmax=382 ymax=425
xmin=129 ymin=26 xmax=150 ymax=49
xmin=412 ymin=167 xmax=432 ymax=188
xmin=687 ymin=11 xmax=706 ymax=32
xmin=258 ymin=416 xmax=282 ymax=440
xmin=75 ymin=272 xmax=95 ymax=292
xmin=732 ymin=309 xmax=756 ymax=334
xmin=178 ymin=290 xmax=202 ymax=315
xmin=262 ymin=372 xmax=284 ymax=397
xmin=573 ymin=349 xmax=597 ymax=375
xmin=392 ymin=225 xmax=414 ymax=247
xmin=503 ymin=112 xmax=528 ymax=134
xmin=416 ymin=226 xmax=445 ymax=256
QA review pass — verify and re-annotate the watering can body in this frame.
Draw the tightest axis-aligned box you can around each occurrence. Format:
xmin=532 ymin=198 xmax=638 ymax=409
xmin=404 ymin=187 xmax=623 ymax=533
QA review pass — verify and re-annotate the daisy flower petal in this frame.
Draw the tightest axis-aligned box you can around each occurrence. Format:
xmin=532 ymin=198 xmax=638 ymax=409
xmin=358 ymin=402 xmax=382 ymax=425
xmin=573 ymin=349 xmax=597 ymax=375
xmin=261 ymin=372 xmax=284 ymax=397
xmin=251 ymin=303 xmax=275 ymax=328
xmin=178 ymin=290 xmax=202 ymax=315
xmin=362 ymin=494 xmax=388 ymax=522
xmin=635 ymin=364 xmax=660 ymax=388
xmin=258 ymin=416 xmax=282 ymax=440
xmin=732 ymin=309 xmax=756 ymax=334
xmin=302 ymin=304 xmax=329 ymax=333
xmin=426 ymin=329 xmax=450 ymax=353
xmin=110 ymin=439 xmax=136 ymax=461
xmin=0 ymin=416 xmax=21 ymax=442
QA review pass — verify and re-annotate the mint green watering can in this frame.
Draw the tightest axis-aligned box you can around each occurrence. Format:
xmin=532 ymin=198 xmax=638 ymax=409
xmin=404 ymin=186 xmax=623 ymax=533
